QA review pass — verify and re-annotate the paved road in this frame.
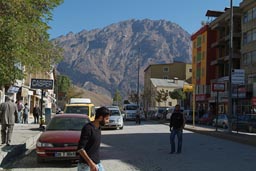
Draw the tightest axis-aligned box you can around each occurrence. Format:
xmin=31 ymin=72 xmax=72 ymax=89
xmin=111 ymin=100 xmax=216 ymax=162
xmin=5 ymin=121 xmax=256 ymax=171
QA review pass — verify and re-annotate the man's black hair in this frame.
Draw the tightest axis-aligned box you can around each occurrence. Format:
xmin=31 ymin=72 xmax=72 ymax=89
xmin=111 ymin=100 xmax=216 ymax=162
xmin=95 ymin=106 xmax=110 ymax=119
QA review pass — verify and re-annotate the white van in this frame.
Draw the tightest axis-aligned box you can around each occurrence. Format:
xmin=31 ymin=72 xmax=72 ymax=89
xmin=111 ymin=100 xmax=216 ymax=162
xmin=123 ymin=104 xmax=138 ymax=120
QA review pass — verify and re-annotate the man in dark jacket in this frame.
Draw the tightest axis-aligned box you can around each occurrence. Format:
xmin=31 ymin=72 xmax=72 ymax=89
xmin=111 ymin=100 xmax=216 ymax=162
xmin=169 ymin=104 xmax=185 ymax=154
xmin=0 ymin=96 xmax=18 ymax=146
xmin=77 ymin=106 xmax=110 ymax=171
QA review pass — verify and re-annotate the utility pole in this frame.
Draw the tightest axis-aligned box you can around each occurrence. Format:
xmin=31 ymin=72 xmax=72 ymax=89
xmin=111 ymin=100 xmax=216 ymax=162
xmin=137 ymin=47 xmax=141 ymax=109
xmin=228 ymin=0 xmax=233 ymax=132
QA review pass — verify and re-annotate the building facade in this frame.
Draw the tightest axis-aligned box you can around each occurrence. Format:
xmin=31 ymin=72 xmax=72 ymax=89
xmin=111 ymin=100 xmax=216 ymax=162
xmin=191 ymin=24 xmax=217 ymax=114
xmin=240 ymin=0 xmax=256 ymax=114
xmin=144 ymin=62 xmax=192 ymax=112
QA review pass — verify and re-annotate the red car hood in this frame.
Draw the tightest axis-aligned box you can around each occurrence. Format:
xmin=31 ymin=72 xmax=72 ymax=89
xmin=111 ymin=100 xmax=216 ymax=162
xmin=38 ymin=131 xmax=81 ymax=143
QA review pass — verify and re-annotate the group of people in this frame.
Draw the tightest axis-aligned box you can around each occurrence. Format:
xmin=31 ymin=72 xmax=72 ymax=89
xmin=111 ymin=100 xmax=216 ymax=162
xmin=0 ymin=96 xmax=41 ymax=146
xmin=16 ymin=100 xmax=40 ymax=124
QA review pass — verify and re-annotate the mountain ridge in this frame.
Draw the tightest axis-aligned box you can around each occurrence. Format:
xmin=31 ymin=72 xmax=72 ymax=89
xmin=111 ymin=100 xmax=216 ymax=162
xmin=53 ymin=19 xmax=192 ymax=99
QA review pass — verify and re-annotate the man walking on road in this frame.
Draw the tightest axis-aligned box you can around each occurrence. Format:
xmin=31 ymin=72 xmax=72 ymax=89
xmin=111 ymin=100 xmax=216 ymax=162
xmin=169 ymin=104 xmax=185 ymax=154
xmin=77 ymin=106 xmax=110 ymax=171
xmin=0 ymin=96 xmax=18 ymax=146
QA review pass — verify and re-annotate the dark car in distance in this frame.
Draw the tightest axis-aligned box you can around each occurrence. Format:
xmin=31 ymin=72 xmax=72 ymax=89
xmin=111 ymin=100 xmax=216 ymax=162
xmin=232 ymin=114 xmax=256 ymax=133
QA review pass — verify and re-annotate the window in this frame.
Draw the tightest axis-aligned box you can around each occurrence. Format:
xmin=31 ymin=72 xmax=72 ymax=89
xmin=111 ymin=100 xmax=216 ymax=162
xmin=163 ymin=67 xmax=169 ymax=72
xmin=189 ymin=68 xmax=192 ymax=72
xmin=197 ymin=36 xmax=202 ymax=48
xmin=163 ymin=76 xmax=168 ymax=79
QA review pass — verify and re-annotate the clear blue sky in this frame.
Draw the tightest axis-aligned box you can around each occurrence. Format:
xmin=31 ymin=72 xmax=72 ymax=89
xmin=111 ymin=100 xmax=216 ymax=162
xmin=48 ymin=0 xmax=242 ymax=39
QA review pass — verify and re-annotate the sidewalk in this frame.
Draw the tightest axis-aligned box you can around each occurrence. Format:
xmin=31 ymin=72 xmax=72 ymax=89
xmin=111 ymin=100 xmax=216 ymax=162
xmin=161 ymin=120 xmax=256 ymax=147
xmin=0 ymin=115 xmax=42 ymax=168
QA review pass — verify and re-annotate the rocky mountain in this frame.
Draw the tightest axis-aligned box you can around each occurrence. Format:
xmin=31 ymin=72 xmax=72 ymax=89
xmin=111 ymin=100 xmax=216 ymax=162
xmin=53 ymin=19 xmax=192 ymax=99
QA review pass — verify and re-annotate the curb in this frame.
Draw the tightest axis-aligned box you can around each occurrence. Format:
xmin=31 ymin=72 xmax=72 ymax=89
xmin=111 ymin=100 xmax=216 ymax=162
xmin=0 ymin=132 xmax=42 ymax=167
xmin=159 ymin=120 xmax=256 ymax=147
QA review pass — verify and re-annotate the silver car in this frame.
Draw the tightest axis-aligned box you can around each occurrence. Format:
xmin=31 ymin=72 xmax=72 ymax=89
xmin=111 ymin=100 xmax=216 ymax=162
xmin=212 ymin=114 xmax=229 ymax=129
xmin=101 ymin=106 xmax=124 ymax=130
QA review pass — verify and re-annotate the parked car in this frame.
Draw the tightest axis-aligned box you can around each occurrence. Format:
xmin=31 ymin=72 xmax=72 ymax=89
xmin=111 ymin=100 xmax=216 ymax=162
xmin=232 ymin=114 xmax=256 ymax=133
xmin=36 ymin=114 xmax=90 ymax=163
xmin=183 ymin=109 xmax=199 ymax=123
xmin=212 ymin=114 xmax=229 ymax=129
xmin=101 ymin=106 xmax=124 ymax=130
xmin=198 ymin=113 xmax=213 ymax=125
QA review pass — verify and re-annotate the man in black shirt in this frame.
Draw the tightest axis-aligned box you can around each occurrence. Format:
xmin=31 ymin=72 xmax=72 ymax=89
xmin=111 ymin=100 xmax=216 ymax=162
xmin=77 ymin=106 xmax=110 ymax=171
xmin=169 ymin=104 xmax=185 ymax=154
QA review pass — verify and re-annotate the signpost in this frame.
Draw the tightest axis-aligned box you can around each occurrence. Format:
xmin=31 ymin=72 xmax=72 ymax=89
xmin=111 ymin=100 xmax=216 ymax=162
xmin=212 ymin=83 xmax=225 ymax=131
xmin=31 ymin=79 xmax=53 ymax=128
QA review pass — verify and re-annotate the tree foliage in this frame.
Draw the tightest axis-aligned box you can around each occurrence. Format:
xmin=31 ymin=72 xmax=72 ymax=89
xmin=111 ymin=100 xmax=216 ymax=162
xmin=55 ymin=75 xmax=71 ymax=93
xmin=155 ymin=90 xmax=163 ymax=104
xmin=155 ymin=89 xmax=169 ymax=106
xmin=169 ymin=89 xmax=186 ymax=100
xmin=0 ymin=0 xmax=63 ymax=86
xmin=113 ymin=89 xmax=122 ymax=106
xmin=128 ymin=90 xmax=138 ymax=104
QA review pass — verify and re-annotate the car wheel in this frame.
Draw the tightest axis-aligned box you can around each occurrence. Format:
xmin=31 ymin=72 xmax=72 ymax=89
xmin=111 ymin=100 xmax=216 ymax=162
xmin=248 ymin=126 xmax=253 ymax=133
xmin=120 ymin=126 xmax=123 ymax=130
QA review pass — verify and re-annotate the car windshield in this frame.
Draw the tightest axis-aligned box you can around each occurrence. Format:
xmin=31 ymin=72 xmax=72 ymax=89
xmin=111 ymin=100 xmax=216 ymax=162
xmin=65 ymin=106 xmax=89 ymax=115
xmin=125 ymin=105 xmax=138 ymax=110
xmin=110 ymin=110 xmax=121 ymax=116
xmin=46 ymin=117 xmax=89 ymax=131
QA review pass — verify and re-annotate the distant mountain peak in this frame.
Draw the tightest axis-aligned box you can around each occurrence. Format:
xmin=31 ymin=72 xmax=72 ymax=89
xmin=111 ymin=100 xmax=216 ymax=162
xmin=53 ymin=19 xmax=192 ymax=98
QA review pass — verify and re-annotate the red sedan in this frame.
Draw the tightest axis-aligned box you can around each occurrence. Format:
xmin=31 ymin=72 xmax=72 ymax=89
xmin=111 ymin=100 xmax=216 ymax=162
xmin=36 ymin=114 xmax=89 ymax=163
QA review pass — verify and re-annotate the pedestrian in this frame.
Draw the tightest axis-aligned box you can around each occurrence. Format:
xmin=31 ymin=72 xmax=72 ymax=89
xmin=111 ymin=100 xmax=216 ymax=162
xmin=169 ymin=104 xmax=185 ymax=154
xmin=77 ymin=106 xmax=110 ymax=171
xmin=33 ymin=104 xmax=40 ymax=124
xmin=23 ymin=103 xmax=29 ymax=124
xmin=135 ymin=109 xmax=141 ymax=124
xmin=16 ymin=100 xmax=24 ymax=123
xmin=0 ymin=96 xmax=18 ymax=146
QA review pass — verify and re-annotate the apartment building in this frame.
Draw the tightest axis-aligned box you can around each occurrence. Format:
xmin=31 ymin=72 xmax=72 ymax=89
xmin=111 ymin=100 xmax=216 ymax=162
xmin=191 ymin=24 xmax=218 ymax=114
xmin=207 ymin=6 xmax=242 ymax=115
xmin=190 ymin=0 xmax=256 ymax=116
xmin=240 ymin=0 xmax=256 ymax=114
xmin=143 ymin=62 xmax=192 ymax=111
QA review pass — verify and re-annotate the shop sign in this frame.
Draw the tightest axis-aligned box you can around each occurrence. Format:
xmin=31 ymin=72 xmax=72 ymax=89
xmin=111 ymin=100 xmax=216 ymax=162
xmin=31 ymin=79 xmax=53 ymax=90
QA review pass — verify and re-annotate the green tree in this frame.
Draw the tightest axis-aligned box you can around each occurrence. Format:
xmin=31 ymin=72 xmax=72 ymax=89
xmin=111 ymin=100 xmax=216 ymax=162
xmin=160 ymin=89 xmax=169 ymax=107
xmin=113 ymin=89 xmax=122 ymax=107
xmin=155 ymin=90 xmax=163 ymax=106
xmin=169 ymin=89 xmax=186 ymax=103
xmin=55 ymin=75 xmax=72 ymax=93
xmin=155 ymin=89 xmax=169 ymax=106
xmin=0 ymin=0 xmax=63 ymax=86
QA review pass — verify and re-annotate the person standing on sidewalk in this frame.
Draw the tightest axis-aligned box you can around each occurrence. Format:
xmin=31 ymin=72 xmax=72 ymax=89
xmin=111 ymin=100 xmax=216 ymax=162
xmin=77 ymin=106 xmax=110 ymax=171
xmin=23 ymin=103 xmax=29 ymax=124
xmin=33 ymin=104 xmax=40 ymax=124
xmin=16 ymin=100 xmax=24 ymax=123
xmin=0 ymin=96 xmax=18 ymax=146
xmin=169 ymin=104 xmax=185 ymax=154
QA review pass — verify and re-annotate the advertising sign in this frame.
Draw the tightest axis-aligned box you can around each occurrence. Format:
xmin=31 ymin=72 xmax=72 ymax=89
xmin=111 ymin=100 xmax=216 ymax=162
xmin=31 ymin=79 xmax=53 ymax=90
xmin=232 ymin=69 xmax=245 ymax=85
xmin=212 ymin=83 xmax=225 ymax=92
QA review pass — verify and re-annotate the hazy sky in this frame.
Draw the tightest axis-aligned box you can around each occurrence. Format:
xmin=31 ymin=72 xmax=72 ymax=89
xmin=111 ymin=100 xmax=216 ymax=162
xmin=48 ymin=0 xmax=242 ymax=39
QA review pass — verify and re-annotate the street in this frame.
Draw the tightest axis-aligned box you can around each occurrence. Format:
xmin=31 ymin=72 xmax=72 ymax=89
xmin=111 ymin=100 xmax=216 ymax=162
xmin=5 ymin=121 xmax=256 ymax=171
